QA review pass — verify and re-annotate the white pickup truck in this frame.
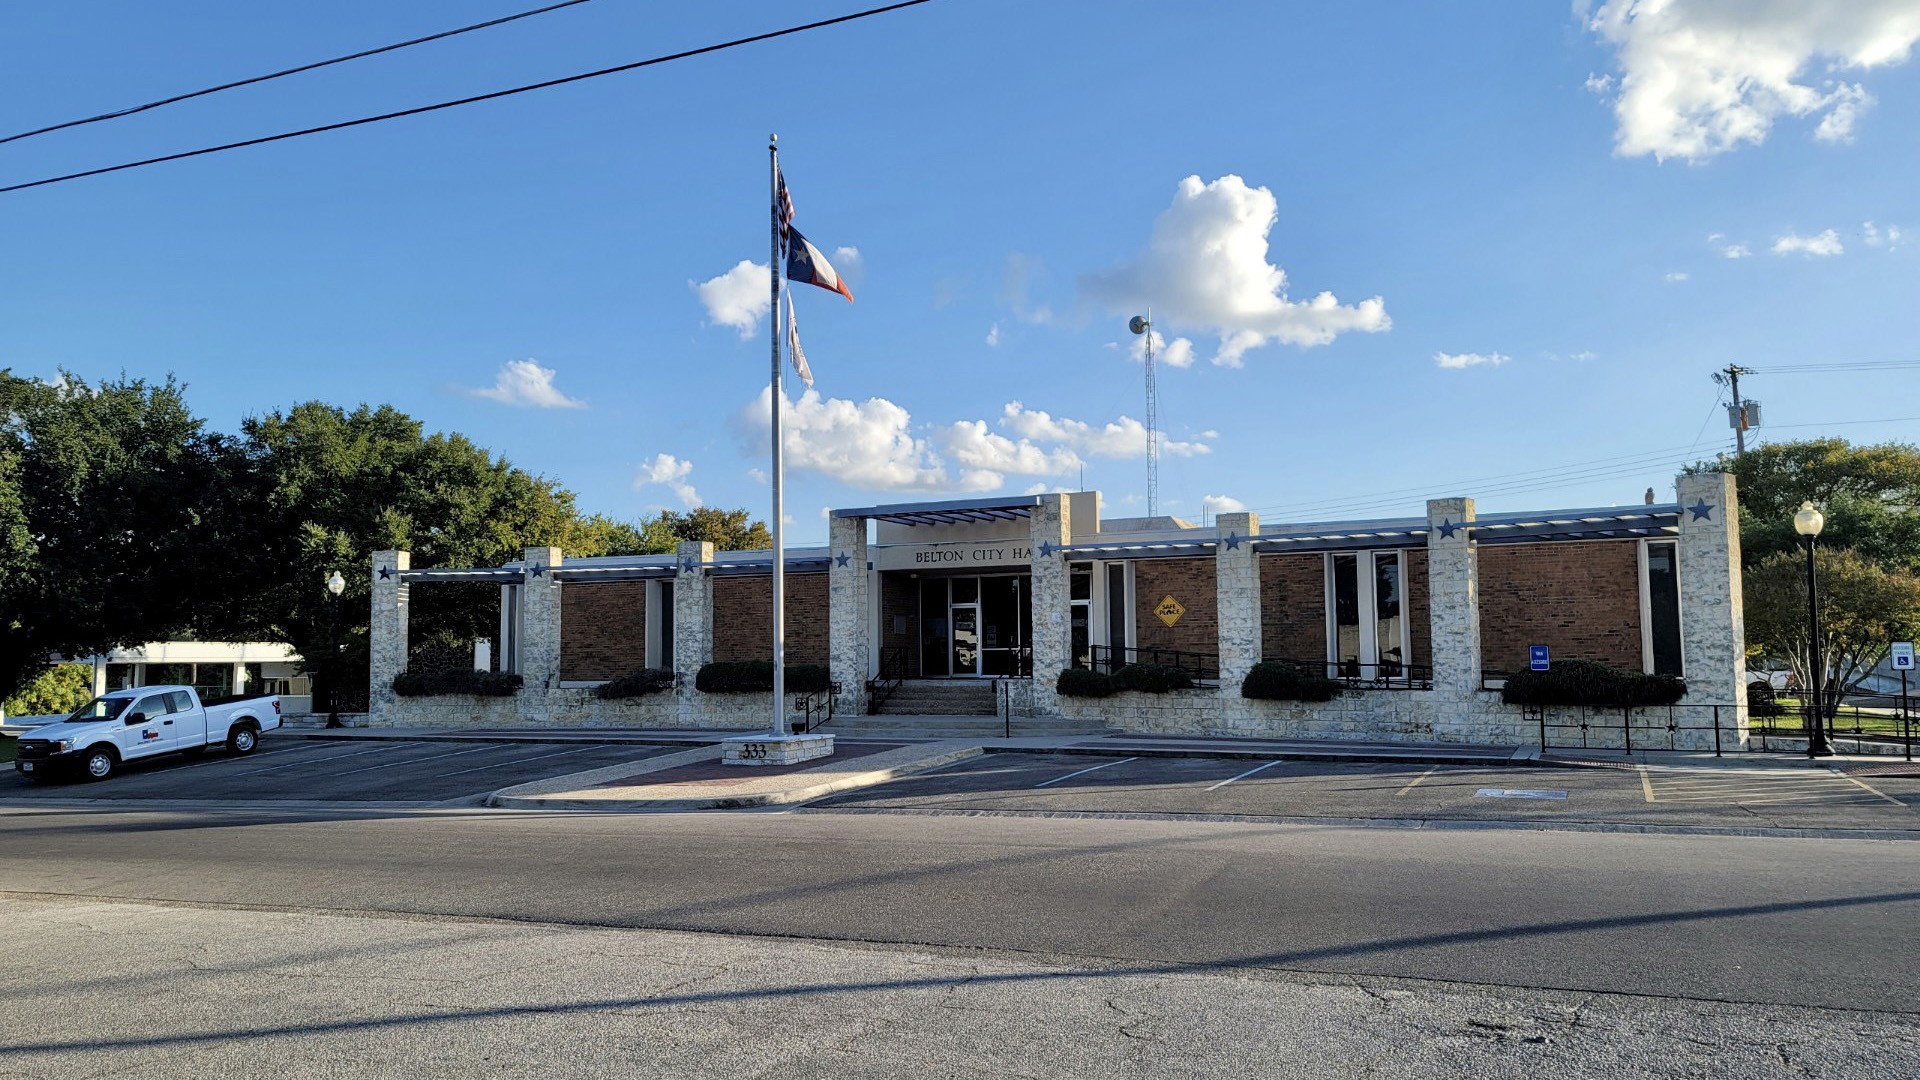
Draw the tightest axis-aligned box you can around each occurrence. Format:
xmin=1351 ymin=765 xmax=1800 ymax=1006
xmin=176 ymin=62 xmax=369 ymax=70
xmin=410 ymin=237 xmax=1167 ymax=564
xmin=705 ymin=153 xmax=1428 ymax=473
xmin=12 ymin=685 xmax=281 ymax=782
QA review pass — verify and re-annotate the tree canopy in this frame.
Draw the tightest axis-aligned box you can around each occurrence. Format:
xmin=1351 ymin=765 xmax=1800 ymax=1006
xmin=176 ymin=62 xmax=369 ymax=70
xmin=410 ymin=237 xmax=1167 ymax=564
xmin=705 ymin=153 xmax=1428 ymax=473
xmin=1689 ymin=438 xmax=1920 ymax=571
xmin=1745 ymin=548 xmax=1920 ymax=700
xmin=0 ymin=371 xmax=769 ymax=702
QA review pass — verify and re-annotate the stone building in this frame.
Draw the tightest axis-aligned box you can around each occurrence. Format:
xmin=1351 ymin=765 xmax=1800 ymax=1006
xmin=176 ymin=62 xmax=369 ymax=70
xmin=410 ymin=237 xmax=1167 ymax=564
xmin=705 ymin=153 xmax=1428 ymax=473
xmin=365 ymin=472 xmax=1745 ymax=748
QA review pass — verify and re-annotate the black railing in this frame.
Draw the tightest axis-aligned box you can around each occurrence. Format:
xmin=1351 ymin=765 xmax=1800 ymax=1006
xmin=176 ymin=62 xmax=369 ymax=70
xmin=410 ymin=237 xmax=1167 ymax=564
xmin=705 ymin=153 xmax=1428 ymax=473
xmin=1523 ymin=699 xmax=1915 ymax=759
xmin=1087 ymin=645 xmax=1218 ymax=684
xmin=1266 ymin=658 xmax=1433 ymax=692
xmin=866 ymin=647 xmax=908 ymax=715
xmin=314 ymin=686 xmax=370 ymax=715
xmin=793 ymin=681 xmax=842 ymax=733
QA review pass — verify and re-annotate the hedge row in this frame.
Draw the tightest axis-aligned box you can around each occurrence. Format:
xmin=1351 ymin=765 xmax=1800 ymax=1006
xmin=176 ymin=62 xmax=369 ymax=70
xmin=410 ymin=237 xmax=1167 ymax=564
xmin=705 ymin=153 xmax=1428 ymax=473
xmin=1500 ymin=659 xmax=1686 ymax=707
xmin=391 ymin=669 xmax=523 ymax=697
xmin=1055 ymin=663 xmax=1197 ymax=698
xmin=595 ymin=668 xmax=676 ymax=700
xmin=1240 ymin=662 xmax=1344 ymax=702
xmin=694 ymin=660 xmax=831 ymax=694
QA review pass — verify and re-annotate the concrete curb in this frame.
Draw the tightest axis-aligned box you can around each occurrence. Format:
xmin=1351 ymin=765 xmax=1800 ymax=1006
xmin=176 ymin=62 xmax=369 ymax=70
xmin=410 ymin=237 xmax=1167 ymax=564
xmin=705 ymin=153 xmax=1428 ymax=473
xmin=995 ymin=743 xmax=1539 ymax=768
xmin=490 ymin=745 xmax=986 ymax=811
xmin=796 ymin=805 xmax=1920 ymax=842
xmin=485 ymin=745 xmax=723 ymax=805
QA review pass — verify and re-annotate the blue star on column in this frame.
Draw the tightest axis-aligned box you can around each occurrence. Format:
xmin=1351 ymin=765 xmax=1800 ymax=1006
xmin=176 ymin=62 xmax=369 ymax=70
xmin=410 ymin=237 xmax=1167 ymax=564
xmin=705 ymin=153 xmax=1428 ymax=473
xmin=377 ymin=566 xmax=393 ymax=580
xmin=1038 ymin=541 xmax=1057 ymax=558
xmin=835 ymin=552 xmax=851 ymax=568
xmin=1689 ymin=499 xmax=1714 ymax=522
xmin=679 ymin=558 xmax=696 ymax=575
xmin=1435 ymin=518 xmax=1458 ymax=539
xmin=1222 ymin=531 xmax=1242 ymax=551
xmin=528 ymin=563 xmax=546 ymax=577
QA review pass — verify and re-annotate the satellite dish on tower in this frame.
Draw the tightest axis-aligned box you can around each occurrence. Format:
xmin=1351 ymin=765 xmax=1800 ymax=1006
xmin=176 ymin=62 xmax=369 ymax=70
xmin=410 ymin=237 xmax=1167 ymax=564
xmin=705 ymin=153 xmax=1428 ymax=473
xmin=1128 ymin=315 xmax=1151 ymax=336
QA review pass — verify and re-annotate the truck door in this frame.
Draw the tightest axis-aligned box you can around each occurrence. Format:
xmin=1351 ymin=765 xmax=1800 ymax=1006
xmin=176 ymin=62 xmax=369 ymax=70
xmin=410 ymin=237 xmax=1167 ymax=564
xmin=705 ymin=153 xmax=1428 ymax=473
xmin=164 ymin=690 xmax=202 ymax=751
xmin=116 ymin=694 xmax=172 ymax=760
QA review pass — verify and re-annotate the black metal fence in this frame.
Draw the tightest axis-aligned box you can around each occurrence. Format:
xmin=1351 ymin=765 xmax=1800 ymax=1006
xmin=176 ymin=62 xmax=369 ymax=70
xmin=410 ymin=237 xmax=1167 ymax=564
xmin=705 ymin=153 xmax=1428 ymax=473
xmin=1087 ymin=644 xmax=1219 ymax=684
xmin=1524 ymin=699 xmax=1916 ymax=759
xmin=1265 ymin=658 xmax=1433 ymax=692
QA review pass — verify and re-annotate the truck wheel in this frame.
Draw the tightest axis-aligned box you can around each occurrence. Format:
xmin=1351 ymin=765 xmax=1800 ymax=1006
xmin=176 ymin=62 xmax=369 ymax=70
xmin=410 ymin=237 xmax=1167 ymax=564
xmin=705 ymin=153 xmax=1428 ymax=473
xmin=81 ymin=747 xmax=117 ymax=782
xmin=227 ymin=724 xmax=259 ymax=755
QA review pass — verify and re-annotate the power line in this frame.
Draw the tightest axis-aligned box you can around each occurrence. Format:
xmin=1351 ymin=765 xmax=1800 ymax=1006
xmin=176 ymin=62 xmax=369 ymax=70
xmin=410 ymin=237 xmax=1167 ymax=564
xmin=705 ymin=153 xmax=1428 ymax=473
xmin=1747 ymin=360 xmax=1920 ymax=374
xmin=0 ymin=0 xmax=939 ymax=196
xmin=0 ymin=1 xmax=597 ymax=147
xmin=1766 ymin=416 xmax=1920 ymax=430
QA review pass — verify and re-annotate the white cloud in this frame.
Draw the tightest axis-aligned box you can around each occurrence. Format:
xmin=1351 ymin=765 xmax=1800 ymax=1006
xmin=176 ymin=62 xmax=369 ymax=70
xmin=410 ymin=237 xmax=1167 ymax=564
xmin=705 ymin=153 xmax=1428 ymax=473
xmin=1773 ymin=229 xmax=1845 ymax=257
xmin=1001 ymin=402 xmax=1210 ymax=459
xmin=1128 ymin=329 xmax=1197 ymax=369
xmin=1864 ymin=221 xmax=1904 ymax=248
xmin=1584 ymin=72 xmax=1615 ymax=94
xmin=1000 ymin=252 xmax=1055 ymax=324
xmin=747 ymin=467 xmax=768 ymax=485
xmin=1083 ymin=175 xmax=1389 ymax=366
xmin=1664 ymin=270 xmax=1691 ymax=282
xmin=1024 ymin=481 xmax=1070 ymax=496
xmin=1583 ymin=1 xmax=1920 ymax=162
xmin=1200 ymin=494 xmax=1247 ymax=519
xmin=738 ymin=387 xmax=959 ymax=493
xmin=693 ymin=260 xmax=772 ymax=338
xmin=1434 ymin=351 xmax=1510 ymax=370
xmin=832 ymin=246 xmax=864 ymax=287
xmin=1706 ymin=232 xmax=1752 ymax=258
xmin=634 ymin=453 xmax=702 ymax=508
xmin=939 ymin=419 xmax=1083 ymax=484
xmin=985 ymin=322 xmax=1001 ymax=347
xmin=469 ymin=359 xmax=586 ymax=409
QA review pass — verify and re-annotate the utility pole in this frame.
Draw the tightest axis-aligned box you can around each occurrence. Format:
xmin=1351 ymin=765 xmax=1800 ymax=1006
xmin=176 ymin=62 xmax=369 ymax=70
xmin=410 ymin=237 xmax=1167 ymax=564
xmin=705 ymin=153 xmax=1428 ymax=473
xmin=1713 ymin=365 xmax=1756 ymax=457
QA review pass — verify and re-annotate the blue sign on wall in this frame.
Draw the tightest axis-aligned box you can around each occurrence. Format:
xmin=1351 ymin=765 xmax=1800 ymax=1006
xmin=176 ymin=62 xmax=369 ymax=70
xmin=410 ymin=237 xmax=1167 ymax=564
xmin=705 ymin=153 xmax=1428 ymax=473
xmin=1529 ymin=645 xmax=1551 ymax=672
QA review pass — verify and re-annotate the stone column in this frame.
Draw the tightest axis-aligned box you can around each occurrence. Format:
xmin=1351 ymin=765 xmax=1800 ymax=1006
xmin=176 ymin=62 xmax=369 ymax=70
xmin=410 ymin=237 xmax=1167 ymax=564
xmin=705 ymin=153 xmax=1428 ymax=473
xmin=368 ymin=550 xmax=410 ymax=723
xmin=829 ymin=515 xmax=870 ymax=715
xmin=1676 ymin=471 xmax=1746 ymax=747
xmin=1214 ymin=512 xmax=1262 ymax=700
xmin=1029 ymin=494 xmax=1073 ymax=715
xmin=517 ymin=546 xmax=564 ymax=693
xmin=1426 ymin=498 xmax=1481 ymax=715
xmin=673 ymin=541 xmax=715 ymax=725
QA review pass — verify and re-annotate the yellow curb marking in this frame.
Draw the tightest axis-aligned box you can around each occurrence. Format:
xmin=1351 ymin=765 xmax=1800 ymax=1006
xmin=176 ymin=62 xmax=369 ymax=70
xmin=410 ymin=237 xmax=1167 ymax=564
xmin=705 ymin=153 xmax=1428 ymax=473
xmin=1639 ymin=765 xmax=1655 ymax=803
xmin=1828 ymin=768 xmax=1906 ymax=807
xmin=1395 ymin=766 xmax=1439 ymax=797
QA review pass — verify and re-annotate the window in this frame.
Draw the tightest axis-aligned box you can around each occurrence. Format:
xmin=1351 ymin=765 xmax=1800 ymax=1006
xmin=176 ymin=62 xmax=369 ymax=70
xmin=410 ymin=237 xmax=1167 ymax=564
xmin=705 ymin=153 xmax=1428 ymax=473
xmin=1105 ymin=563 xmax=1130 ymax=671
xmin=127 ymin=695 xmax=167 ymax=723
xmin=1642 ymin=540 xmax=1683 ymax=676
xmin=1325 ymin=551 xmax=1411 ymax=684
xmin=104 ymin=664 xmax=136 ymax=691
xmin=166 ymin=690 xmax=195 ymax=712
xmin=1070 ymin=564 xmax=1092 ymax=669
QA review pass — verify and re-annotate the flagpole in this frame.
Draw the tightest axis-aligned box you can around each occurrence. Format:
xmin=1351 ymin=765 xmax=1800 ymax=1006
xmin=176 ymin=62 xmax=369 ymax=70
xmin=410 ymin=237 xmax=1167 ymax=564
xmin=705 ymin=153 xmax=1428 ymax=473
xmin=768 ymin=133 xmax=788 ymax=739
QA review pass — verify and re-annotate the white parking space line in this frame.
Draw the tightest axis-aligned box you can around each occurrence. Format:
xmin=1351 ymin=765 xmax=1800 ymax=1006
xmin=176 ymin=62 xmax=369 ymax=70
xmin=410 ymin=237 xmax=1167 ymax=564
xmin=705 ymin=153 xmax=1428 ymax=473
xmin=436 ymin=745 xmax=600 ymax=779
xmin=1205 ymin=760 xmax=1283 ymax=792
xmin=1034 ymin=757 xmax=1138 ymax=788
xmin=327 ymin=744 xmax=507 ymax=778
xmin=224 ymin=744 xmax=408 ymax=778
xmin=159 ymin=742 xmax=324 ymax=773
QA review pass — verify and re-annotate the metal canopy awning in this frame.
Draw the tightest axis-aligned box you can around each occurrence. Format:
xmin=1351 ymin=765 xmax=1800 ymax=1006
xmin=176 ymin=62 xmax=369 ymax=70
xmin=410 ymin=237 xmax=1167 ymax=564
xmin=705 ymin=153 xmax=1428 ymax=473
xmin=833 ymin=494 xmax=1041 ymax=526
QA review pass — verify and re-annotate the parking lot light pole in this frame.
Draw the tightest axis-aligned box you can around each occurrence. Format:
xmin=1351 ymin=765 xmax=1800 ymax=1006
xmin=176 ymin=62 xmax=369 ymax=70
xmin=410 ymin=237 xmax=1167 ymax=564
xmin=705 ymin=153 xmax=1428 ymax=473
xmin=1793 ymin=501 xmax=1832 ymax=758
xmin=325 ymin=570 xmax=346 ymax=729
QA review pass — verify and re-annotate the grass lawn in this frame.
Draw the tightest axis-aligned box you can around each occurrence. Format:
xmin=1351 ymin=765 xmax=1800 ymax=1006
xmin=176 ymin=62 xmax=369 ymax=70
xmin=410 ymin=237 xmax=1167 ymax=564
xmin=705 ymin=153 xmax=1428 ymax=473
xmin=1764 ymin=698 xmax=1915 ymax=736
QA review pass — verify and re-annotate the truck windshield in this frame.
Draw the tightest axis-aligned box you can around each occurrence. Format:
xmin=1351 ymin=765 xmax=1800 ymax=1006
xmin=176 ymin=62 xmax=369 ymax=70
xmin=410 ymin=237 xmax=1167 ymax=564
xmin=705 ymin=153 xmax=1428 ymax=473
xmin=65 ymin=697 xmax=131 ymax=722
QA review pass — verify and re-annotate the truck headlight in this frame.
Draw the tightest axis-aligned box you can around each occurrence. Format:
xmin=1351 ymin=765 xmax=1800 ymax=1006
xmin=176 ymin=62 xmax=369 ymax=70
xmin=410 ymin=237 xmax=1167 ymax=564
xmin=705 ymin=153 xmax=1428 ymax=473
xmin=57 ymin=738 xmax=79 ymax=753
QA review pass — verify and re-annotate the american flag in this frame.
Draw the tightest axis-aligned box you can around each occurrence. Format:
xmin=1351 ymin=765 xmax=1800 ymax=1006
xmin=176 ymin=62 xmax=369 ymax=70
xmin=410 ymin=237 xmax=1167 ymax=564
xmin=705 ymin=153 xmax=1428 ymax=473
xmin=775 ymin=168 xmax=795 ymax=253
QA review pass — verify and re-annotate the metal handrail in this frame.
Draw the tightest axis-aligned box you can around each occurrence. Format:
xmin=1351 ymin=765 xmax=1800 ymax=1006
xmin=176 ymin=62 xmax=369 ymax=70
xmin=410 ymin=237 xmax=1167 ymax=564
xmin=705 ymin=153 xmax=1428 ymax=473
xmin=1522 ymin=699 xmax=1914 ymax=760
xmin=1088 ymin=644 xmax=1219 ymax=684
xmin=866 ymin=647 xmax=907 ymax=715
xmin=1263 ymin=657 xmax=1433 ymax=692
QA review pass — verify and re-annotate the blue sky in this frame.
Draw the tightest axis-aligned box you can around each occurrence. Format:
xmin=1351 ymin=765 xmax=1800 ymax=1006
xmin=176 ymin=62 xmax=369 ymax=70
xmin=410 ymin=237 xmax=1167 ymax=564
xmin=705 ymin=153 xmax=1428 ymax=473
xmin=4 ymin=1 xmax=1918 ymax=542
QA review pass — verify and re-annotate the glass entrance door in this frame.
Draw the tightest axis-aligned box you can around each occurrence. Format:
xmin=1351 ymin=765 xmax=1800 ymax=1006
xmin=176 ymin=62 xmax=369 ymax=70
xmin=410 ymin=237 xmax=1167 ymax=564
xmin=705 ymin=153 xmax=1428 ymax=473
xmin=925 ymin=574 xmax=1030 ymax=677
xmin=979 ymin=576 xmax=1029 ymax=676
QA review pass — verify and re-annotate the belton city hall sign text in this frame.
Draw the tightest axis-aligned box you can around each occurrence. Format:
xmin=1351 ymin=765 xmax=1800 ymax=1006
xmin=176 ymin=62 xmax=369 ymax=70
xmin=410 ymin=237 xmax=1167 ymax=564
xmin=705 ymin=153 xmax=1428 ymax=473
xmin=875 ymin=538 xmax=1034 ymax=572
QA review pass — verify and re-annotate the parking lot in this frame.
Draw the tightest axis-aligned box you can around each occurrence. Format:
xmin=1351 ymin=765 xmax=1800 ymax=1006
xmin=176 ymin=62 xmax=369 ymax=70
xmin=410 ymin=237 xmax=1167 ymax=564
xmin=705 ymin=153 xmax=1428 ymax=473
xmin=806 ymin=752 xmax=1920 ymax=832
xmin=0 ymin=736 xmax=673 ymax=805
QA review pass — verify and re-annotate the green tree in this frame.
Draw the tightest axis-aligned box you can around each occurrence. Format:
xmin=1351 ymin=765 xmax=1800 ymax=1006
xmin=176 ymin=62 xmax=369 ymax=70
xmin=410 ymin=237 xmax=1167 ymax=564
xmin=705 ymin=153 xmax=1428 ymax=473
xmin=635 ymin=507 xmax=773 ymax=553
xmin=1689 ymin=439 xmax=1920 ymax=571
xmin=2 ymin=663 xmax=92 ymax=718
xmin=0 ymin=370 xmax=224 ymax=701
xmin=1744 ymin=548 xmax=1920 ymax=703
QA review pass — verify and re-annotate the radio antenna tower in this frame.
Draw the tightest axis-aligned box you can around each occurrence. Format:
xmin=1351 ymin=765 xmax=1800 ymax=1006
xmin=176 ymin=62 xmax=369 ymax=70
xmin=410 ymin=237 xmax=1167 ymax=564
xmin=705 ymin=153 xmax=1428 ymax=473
xmin=1129 ymin=310 xmax=1159 ymax=517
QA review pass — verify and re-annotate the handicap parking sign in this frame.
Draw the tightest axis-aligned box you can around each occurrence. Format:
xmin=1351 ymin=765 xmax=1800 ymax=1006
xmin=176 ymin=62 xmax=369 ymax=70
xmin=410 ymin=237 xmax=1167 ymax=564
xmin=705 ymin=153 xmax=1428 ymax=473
xmin=1529 ymin=645 xmax=1550 ymax=672
xmin=1894 ymin=642 xmax=1915 ymax=670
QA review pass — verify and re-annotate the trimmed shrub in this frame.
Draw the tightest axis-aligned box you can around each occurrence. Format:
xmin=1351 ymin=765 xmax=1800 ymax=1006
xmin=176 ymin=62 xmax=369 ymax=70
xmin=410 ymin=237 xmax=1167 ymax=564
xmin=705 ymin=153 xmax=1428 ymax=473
xmin=391 ymin=669 xmax=523 ymax=697
xmin=1056 ymin=667 xmax=1117 ymax=698
xmin=1241 ymin=661 xmax=1344 ymax=702
xmin=1747 ymin=680 xmax=1784 ymax=717
xmin=596 ymin=668 xmax=676 ymax=700
xmin=1500 ymin=659 xmax=1685 ymax=708
xmin=1112 ymin=663 xmax=1195 ymax=694
xmin=694 ymin=661 xmax=831 ymax=694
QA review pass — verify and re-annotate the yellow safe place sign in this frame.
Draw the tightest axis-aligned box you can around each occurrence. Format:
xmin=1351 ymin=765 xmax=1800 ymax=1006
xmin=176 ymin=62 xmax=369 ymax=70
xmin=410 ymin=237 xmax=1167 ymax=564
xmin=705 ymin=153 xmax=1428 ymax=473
xmin=1154 ymin=594 xmax=1186 ymax=627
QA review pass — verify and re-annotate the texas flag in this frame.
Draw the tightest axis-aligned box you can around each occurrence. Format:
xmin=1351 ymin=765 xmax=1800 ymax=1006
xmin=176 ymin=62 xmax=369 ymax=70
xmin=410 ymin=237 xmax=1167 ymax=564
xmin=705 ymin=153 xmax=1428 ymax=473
xmin=784 ymin=227 xmax=853 ymax=303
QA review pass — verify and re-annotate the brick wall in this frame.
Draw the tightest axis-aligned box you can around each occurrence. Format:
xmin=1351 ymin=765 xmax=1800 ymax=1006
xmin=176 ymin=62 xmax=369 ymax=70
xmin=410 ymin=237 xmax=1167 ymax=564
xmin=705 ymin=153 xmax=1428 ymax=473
xmin=880 ymin=572 xmax=921 ymax=677
xmin=1479 ymin=540 xmax=1643 ymax=673
xmin=559 ymin=582 xmax=647 ymax=681
xmin=712 ymin=574 xmax=830 ymax=666
xmin=1133 ymin=558 xmax=1218 ymax=656
xmin=1260 ymin=554 xmax=1325 ymax=662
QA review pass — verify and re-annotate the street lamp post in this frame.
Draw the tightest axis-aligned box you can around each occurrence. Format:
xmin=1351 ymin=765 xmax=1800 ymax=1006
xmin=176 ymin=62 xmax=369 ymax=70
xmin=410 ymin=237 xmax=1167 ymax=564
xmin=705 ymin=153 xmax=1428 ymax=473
xmin=325 ymin=570 xmax=346 ymax=729
xmin=1793 ymin=501 xmax=1832 ymax=758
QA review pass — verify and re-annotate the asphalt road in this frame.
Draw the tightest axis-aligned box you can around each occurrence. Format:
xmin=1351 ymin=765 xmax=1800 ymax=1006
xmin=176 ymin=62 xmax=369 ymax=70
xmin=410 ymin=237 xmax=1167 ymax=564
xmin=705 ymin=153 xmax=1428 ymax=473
xmin=810 ymin=752 xmax=1920 ymax=832
xmin=1 ymin=737 xmax=673 ymax=804
xmin=1 ymin=805 xmax=1915 ymax=1014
